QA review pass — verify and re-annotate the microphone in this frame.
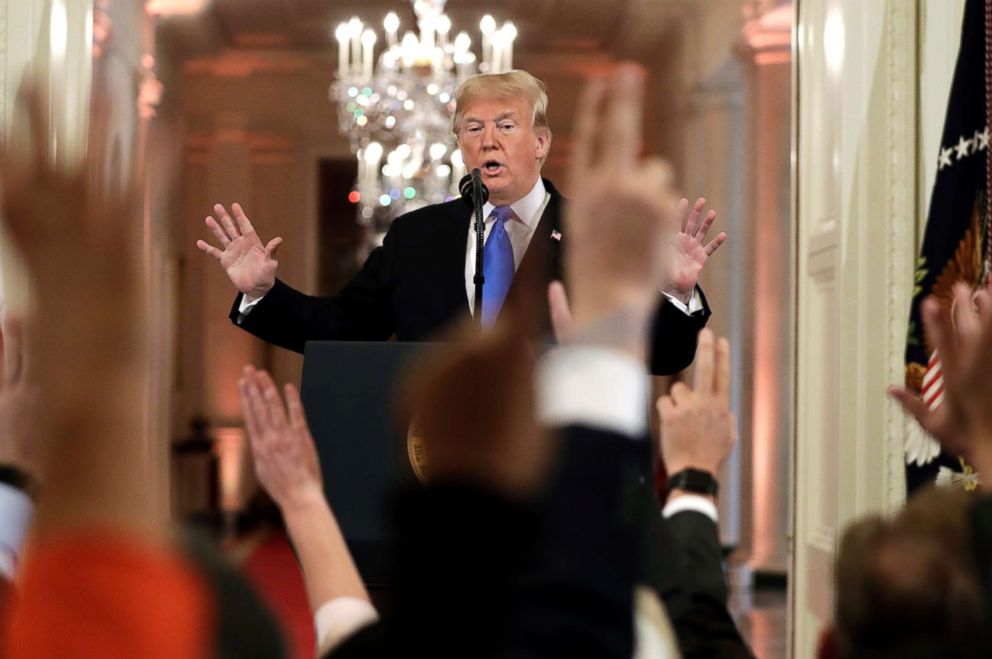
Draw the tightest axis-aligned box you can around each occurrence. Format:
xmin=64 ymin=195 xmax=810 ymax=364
xmin=462 ymin=168 xmax=490 ymax=326
xmin=459 ymin=169 xmax=489 ymax=206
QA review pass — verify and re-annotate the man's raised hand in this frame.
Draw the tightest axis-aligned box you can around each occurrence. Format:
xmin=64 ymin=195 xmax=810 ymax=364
xmin=197 ymin=203 xmax=282 ymax=300
xmin=661 ymin=197 xmax=727 ymax=305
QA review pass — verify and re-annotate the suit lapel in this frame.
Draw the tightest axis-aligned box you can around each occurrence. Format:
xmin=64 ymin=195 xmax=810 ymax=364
xmin=441 ymin=200 xmax=474 ymax=319
xmin=505 ymin=178 xmax=564 ymax=335
xmin=516 ymin=179 xmax=563 ymax=284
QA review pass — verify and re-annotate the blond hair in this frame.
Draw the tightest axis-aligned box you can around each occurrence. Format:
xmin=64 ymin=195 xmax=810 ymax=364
xmin=452 ymin=70 xmax=551 ymax=136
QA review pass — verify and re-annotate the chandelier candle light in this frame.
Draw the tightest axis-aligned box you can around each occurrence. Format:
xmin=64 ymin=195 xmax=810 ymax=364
xmin=331 ymin=0 xmax=517 ymax=246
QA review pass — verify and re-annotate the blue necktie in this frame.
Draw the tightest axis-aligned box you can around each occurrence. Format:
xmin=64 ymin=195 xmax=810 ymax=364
xmin=481 ymin=206 xmax=515 ymax=327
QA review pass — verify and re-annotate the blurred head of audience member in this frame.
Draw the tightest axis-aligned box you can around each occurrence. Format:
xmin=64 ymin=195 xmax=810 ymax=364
xmin=828 ymin=486 xmax=988 ymax=659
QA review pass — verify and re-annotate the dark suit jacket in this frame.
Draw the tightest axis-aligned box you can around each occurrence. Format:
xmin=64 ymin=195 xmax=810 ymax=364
xmin=660 ymin=510 xmax=753 ymax=658
xmin=230 ymin=179 xmax=710 ymax=375
xmin=329 ymin=424 xmax=643 ymax=659
xmin=328 ymin=424 xmax=750 ymax=659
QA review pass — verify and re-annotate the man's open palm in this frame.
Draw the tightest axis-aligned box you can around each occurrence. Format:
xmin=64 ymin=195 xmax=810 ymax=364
xmin=662 ymin=197 xmax=726 ymax=304
xmin=197 ymin=202 xmax=282 ymax=299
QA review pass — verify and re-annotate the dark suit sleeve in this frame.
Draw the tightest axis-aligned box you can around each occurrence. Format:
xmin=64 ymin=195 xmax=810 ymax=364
xmin=649 ymin=287 xmax=711 ymax=375
xmin=228 ymin=222 xmax=401 ymax=353
xmin=509 ymin=427 xmax=643 ymax=659
xmin=661 ymin=509 xmax=754 ymax=659
xmin=665 ymin=510 xmax=728 ymax=605
xmin=625 ymin=435 xmax=752 ymax=659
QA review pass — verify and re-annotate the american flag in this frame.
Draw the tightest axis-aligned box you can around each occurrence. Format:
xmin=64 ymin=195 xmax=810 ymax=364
xmin=921 ymin=351 xmax=945 ymax=411
xmin=903 ymin=0 xmax=990 ymax=492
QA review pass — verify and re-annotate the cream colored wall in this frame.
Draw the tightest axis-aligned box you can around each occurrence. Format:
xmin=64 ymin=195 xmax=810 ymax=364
xmin=792 ymin=0 xmax=918 ymax=655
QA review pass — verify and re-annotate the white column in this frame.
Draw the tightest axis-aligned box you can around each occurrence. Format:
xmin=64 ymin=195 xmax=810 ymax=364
xmin=740 ymin=3 xmax=794 ymax=577
xmin=685 ymin=59 xmax=748 ymax=554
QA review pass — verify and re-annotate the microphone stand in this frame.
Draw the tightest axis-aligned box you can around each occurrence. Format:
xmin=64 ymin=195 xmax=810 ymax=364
xmin=471 ymin=171 xmax=486 ymax=327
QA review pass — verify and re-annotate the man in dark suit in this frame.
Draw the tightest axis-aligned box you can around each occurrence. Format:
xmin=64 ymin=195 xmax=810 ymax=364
xmin=196 ymin=69 xmax=726 ymax=375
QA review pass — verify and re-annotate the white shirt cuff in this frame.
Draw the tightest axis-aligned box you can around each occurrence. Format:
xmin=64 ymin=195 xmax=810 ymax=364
xmin=537 ymin=346 xmax=648 ymax=438
xmin=661 ymin=288 xmax=703 ymax=315
xmin=0 ymin=482 xmax=34 ymax=580
xmin=314 ymin=596 xmax=379 ymax=656
xmin=238 ymin=293 xmax=265 ymax=314
xmin=662 ymin=494 xmax=718 ymax=522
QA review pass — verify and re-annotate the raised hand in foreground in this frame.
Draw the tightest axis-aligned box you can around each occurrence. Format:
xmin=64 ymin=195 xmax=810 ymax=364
xmin=0 ymin=80 xmax=153 ymax=535
xmin=657 ymin=328 xmax=736 ymax=487
xmin=197 ymin=203 xmax=283 ymax=300
xmin=239 ymin=365 xmax=372 ymax=647
xmin=561 ymin=63 xmax=680 ymax=359
xmin=240 ymin=366 xmax=323 ymax=511
xmin=889 ymin=283 xmax=992 ymax=486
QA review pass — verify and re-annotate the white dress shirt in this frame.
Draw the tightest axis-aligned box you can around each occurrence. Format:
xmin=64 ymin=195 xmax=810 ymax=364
xmin=464 ymin=177 xmax=550 ymax=312
xmin=0 ymin=482 xmax=34 ymax=581
xmin=313 ymin=596 xmax=379 ymax=656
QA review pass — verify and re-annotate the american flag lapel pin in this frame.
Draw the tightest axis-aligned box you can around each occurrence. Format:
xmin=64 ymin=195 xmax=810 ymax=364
xmin=551 ymin=230 xmax=562 ymax=241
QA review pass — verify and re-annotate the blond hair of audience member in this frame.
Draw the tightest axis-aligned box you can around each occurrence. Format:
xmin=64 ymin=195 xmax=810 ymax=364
xmin=827 ymin=486 xmax=989 ymax=659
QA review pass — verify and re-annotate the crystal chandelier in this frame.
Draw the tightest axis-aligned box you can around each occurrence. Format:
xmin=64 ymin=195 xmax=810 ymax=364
xmin=331 ymin=0 xmax=517 ymax=243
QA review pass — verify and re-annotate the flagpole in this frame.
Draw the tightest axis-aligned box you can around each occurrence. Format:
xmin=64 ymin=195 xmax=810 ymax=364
xmin=985 ymin=0 xmax=992 ymax=283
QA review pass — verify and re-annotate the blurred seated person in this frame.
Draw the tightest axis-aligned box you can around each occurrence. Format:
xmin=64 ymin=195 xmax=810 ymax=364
xmin=0 ymin=82 xmax=213 ymax=659
xmin=0 ymin=83 xmax=284 ymax=659
xmin=827 ymin=486 xmax=988 ymax=659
